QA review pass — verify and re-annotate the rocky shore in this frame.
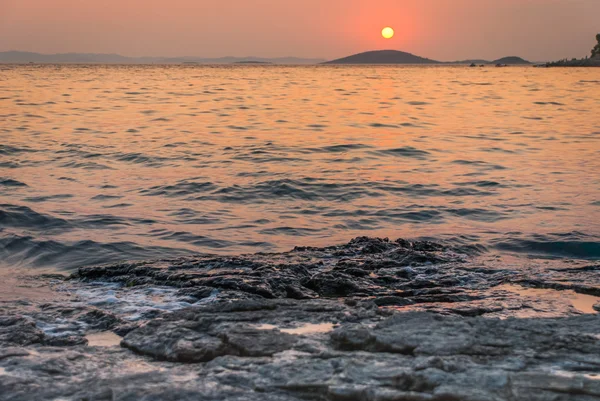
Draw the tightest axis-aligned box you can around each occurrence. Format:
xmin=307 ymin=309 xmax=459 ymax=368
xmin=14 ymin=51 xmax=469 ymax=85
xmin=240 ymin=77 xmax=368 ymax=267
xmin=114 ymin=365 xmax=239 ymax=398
xmin=545 ymin=56 xmax=600 ymax=67
xmin=2 ymin=237 xmax=600 ymax=400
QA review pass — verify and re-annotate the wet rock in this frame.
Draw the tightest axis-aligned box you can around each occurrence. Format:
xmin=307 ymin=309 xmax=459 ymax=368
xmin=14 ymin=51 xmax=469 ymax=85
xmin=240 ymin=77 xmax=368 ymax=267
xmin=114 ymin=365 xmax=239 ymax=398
xmin=175 ymin=286 xmax=215 ymax=301
xmin=4 ymin=237 xmax=600 ymax=400
xmin=72 ymin=237 xmax=471 ymax=303
xmin=122 ymin=320 xmax=225 ymax=363
xmin=122 ymin=316 xmax=299 ymax=363
xmin=218 ymin=326 xmax=298 ymax=357
xmin=43 ymin=335 xmax=88 ymax=347
xmin=0 ymin=316 xmax=44 ymax=347
xmin=3 ymin=302 xmax=600 ymax=400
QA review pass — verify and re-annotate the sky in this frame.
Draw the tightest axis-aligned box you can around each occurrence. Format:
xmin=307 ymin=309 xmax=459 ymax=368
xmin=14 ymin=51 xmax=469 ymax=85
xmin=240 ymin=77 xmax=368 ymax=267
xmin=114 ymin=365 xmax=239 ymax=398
xmin=0 ymin=0 xmax=598 ymax=61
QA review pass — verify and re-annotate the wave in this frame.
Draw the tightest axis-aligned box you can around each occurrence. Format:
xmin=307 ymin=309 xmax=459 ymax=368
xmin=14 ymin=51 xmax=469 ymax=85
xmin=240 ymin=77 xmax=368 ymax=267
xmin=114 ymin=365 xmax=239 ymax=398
xmin=0 ymin=144 xmax=38 ymax=155
xmin=0 ymin=204 xmax=70 ymax=230
xmin=0 ymin=234 xmax=194 ymax=270
xmin=0 ymin=204 xmax=156 ymax=232
xmin=492 ymin=232 xmax=600 ymax=260
xmin=371 ymin=146 xmax=431 ymax=159
xmin=138 ymin=178 xmax=497 ymax=204
xmin=0 ymin=178 xmax=27 ymax=187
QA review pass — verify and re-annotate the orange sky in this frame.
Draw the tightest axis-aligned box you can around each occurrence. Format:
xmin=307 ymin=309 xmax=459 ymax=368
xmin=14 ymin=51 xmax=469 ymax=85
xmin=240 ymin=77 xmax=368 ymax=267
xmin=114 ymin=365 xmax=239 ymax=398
xmin=0 ymin=0 xmax=598 ymax=61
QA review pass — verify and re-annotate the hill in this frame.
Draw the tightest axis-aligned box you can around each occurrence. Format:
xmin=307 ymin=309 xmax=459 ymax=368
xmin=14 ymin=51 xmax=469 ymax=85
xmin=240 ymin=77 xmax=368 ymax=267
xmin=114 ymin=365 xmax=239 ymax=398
xmin=492 ymin=56 xmax=531 ymax=65
xmin=324 ymin=50 xmax=440 ymax=65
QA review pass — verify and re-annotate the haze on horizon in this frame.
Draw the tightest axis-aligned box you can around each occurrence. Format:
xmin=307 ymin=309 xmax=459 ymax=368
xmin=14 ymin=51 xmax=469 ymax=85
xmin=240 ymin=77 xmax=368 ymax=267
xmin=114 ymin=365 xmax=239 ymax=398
xmin=0 ymin=0 xmax=598 ymax=62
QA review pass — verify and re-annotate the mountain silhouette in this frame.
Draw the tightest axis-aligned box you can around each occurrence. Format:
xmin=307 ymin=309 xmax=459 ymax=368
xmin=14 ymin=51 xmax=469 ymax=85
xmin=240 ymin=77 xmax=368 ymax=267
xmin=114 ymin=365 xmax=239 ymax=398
xmin=491 ymin=56 xmax=531 ymax=65
xmin=0 ymin=51 xmax=325 ymax=65
xmin=0 ymin=50 xmax=533 ymax=66
xmin=324 ymin=50 xmax=441 ymax=65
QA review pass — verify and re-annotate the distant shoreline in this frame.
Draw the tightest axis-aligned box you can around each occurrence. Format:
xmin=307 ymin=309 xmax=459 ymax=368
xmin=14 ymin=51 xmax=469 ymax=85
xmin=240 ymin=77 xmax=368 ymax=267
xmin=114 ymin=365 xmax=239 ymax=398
xmin=544 ymin=57 xmax=600 ymax=67
xmin=2 ymin=50 xmax=598 ymax=67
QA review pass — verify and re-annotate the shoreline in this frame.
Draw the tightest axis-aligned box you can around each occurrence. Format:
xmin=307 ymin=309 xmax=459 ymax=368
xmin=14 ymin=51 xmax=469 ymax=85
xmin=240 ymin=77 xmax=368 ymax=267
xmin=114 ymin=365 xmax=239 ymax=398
xmin=2 ymin=237 xmax=600 ymax=400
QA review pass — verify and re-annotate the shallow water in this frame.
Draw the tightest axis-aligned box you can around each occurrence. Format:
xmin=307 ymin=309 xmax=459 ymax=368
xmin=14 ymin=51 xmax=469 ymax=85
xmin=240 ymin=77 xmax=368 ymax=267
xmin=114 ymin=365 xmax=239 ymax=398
xmin=1 ymin=64 xmax=599 ymax=270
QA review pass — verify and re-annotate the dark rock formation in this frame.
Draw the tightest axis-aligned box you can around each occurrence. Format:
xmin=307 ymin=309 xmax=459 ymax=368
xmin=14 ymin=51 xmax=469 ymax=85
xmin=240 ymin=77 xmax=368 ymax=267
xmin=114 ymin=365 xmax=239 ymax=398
xmin=2 ymin=300 xmax=600 ymax=400
xmin=2 ymin=237 xmax=600 ymax=400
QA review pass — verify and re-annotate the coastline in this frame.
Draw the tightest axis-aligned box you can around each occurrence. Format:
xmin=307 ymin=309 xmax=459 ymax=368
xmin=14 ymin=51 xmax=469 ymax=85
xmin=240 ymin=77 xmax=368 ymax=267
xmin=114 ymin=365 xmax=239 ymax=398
xmin=2 ymin=237 xmax=600 ymax=400
xmin=545 ymin=56 xmax=600 ymax=67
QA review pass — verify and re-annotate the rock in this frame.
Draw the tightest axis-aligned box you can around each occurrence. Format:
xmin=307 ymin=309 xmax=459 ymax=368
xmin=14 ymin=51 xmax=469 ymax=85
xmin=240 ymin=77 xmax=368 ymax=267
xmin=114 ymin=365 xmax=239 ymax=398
xmin=122 ymin=321 xmax=226 ymax=363
xmin=43 ymin=335 xmax=88 ymax=347
xmin=72 ymin=237 xmax=470 ymax=303
xmin=0 ymin=315 xmax=44 ymax=347
xmin=3 ymin=304 xmax=600 ymax=400
xmin=3 ymin=237 xmax=600 ymax=400
xmin=122 ymin=318 xmax=298 ymax=363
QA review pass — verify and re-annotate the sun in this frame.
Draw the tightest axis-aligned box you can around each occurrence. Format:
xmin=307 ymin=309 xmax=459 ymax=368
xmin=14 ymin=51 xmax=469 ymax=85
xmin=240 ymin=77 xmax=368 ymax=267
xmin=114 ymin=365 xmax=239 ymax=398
xmin=382 ymin=27 xmax=394 ymax=39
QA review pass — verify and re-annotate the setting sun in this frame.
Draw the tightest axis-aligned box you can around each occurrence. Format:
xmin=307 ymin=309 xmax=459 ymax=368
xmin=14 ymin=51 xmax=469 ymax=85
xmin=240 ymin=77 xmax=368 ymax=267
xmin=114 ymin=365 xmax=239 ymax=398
xmin=382 ymin=27 xmax=394 ymax=39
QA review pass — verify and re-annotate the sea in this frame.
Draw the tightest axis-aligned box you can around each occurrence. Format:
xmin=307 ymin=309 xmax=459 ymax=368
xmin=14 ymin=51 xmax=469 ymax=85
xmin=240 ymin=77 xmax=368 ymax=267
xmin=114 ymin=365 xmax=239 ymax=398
xmin=1 ymin=64 xmax=599 ymax=272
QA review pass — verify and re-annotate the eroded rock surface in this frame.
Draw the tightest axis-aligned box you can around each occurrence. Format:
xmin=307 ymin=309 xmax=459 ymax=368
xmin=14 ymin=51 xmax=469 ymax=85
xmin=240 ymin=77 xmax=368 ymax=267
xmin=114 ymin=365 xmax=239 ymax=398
xmin=2 ymin=300 xmax=600 ymax=401
xmin=2 ymin=237 xmax=600 ymax=400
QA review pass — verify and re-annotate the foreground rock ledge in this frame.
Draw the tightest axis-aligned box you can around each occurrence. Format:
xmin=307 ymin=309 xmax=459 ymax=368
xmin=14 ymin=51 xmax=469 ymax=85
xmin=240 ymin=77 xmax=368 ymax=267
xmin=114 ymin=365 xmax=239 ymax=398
xmin=2 ymin=237 xmax=600 ymax=400
xmin=2 ymin=299 xmax=600 ymax=401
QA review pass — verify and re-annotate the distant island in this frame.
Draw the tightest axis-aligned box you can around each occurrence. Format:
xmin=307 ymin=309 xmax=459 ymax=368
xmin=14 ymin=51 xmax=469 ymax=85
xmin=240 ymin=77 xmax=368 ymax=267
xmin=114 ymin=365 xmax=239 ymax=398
xmin=324 ymin=50 xmax=531 ymax=65
xmin=324 ymin=50 xmax=441 ymax=65
xmin=10 ymin=41 xmax=600 ymax=67
xmin=0 ymin=51 xmax=324 ymax=65
xmin=545 ymin=34 xmax=600 ymax=67
xmin=491 ymin=56 xmax=531 ymax=65
xmin=233 ymin=61 xmax=273 ymax=65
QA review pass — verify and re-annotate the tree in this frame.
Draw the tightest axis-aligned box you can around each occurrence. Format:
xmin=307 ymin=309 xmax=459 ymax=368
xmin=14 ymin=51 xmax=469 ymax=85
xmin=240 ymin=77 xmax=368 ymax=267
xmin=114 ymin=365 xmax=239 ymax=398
xmin=592 ymin=34 xmax=600 ymax=58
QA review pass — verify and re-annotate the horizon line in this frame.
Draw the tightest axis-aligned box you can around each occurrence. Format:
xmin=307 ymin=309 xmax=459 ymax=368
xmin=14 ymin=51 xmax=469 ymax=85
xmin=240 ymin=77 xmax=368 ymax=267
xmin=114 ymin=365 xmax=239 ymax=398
xmin=0 ymin=49 xmax=547 ymax=64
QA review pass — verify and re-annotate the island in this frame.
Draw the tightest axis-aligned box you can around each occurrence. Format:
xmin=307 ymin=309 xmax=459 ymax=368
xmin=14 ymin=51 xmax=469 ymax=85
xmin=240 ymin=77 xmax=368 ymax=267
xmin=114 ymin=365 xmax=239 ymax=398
xmin=491 ymin=56 xmax=531 ymax=65
xmin=324 ymin=50 xmax=441 ymax=65
xmin=233 ymin=61 xmax=273 ymax=65
xmin=324 ymin=50 xmax=532 ymax=66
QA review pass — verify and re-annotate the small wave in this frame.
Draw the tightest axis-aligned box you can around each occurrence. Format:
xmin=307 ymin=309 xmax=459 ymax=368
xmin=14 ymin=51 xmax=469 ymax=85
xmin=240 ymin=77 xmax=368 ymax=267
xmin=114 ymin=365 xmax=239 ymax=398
xmin=23 ymin=194 xmax=74 ymax=203
xmin=371 ymin=147 xmax=431 ymax=159
xmin=60 ymin=161 xmax=113 ymax=170
xmin=369 ymin=123 xmax=398 ymax=128
xmin=113 ymin=152 xmax=174 ymax=167
xmin=492 ymin=232 xmax=600 ymax=260
xmin=0 ymin=144 xmax=37 ymax=155
xmin=143 ymin=229 xmax=232 ymax=248
xmin=0 ymin=204 xmax=155 ymax=232
xmin=451 ymin=160 xmax=507 ymax=170
xmin=167 ymin=208 xmax=222 ymax=225
xmin=453 ymin=181 xmax=503 ymax=188
xmin=534 ymin=101 xmax=565 ymax=106
xmin=0 ymin=234 xmax=193 ymax=270
xmin=319 ymin=144 xmax=372 ymax=153
xmin=209 ymin=179 xmax=382 ymax=203
xmin=0 ymin=178 xmax=27 ymax=187
xmin=258 ymin=227 xmax=325 ymax=236
xmin=102 ymin=203 xmax=133 ymax=209
xmin=141 ymin=181 xmax=218 ymax=197
xmin=0 ymin=204 xmax=70 ymax=230
xmin=91 ymin=195 xmax=123 ymax=201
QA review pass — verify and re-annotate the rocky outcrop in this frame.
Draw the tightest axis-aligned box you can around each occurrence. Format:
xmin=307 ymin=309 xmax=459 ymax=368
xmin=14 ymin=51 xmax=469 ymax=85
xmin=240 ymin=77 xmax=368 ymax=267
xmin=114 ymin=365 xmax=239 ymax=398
xmin=2 ymin=299 xmax=600 ymax=400
xmin=2 ymin=237 xmax=600 ymax=400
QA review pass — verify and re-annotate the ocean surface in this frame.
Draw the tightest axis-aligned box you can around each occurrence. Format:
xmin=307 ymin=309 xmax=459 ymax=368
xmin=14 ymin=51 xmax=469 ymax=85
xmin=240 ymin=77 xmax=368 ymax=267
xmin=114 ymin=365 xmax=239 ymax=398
xmin=1 ymin=64 xmax=599 ymax=271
